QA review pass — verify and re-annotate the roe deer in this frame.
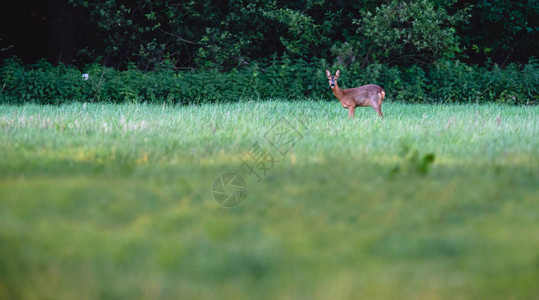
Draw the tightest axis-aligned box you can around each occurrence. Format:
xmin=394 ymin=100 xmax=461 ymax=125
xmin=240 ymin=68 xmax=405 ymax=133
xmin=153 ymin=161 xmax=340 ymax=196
xmin=326 ymin=69 xmax=385 ymax=118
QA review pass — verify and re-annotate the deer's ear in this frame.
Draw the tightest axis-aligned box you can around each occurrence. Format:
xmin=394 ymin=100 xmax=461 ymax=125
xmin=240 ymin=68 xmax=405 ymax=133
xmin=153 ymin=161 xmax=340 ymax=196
xmin=325 ymin=69 xmax=331 ymax=78
xmin=335 ymin=70 xmax=340 ymax=78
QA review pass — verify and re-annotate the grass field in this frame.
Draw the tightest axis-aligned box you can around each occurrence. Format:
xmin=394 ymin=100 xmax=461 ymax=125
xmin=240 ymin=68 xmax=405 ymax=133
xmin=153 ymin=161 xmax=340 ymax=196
xmin=0 ymin=100 xmax=538 ymax=299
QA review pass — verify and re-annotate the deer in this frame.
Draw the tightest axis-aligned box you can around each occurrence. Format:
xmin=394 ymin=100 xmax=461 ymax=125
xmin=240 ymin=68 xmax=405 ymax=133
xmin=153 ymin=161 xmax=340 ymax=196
xmin=326 ymin=69 xmax=385 ymax=119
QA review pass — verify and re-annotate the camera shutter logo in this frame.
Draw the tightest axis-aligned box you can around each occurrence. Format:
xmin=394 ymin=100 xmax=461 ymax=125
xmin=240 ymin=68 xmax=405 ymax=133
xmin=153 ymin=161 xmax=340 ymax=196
xmin=212 ymin=173 xmax=247 ymax=208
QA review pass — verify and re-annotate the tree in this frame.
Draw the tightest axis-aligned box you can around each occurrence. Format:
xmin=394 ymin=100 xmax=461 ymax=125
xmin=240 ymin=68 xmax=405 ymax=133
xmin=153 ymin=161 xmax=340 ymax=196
xmin=346 ymin=0 xmax=470 ymax=66
xmin=456 ymin=0 xmax=539 ymax=65
xmin=65 ymin=0 xmax=534 ymax=70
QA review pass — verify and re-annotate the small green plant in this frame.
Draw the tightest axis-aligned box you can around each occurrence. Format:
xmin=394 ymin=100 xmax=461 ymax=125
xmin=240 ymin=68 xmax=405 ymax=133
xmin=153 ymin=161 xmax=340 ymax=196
xmin=390 ymin=143 xmax=436 ymax=177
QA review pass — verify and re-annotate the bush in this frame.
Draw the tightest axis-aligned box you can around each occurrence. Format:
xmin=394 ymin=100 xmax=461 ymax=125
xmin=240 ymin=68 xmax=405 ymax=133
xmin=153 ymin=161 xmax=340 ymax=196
xmin=0 ymin=58 xmax=87 ymax=104
xmin=1 ymin=56 xmax=537 ymax=105
xmin=427 ymin=58 xmax=538 ymax=104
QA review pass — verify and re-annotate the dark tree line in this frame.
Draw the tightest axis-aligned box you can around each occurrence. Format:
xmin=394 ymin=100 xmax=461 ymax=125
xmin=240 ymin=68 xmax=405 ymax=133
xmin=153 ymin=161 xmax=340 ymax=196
xmin=1 ymin=0 xmax=537 ymax=70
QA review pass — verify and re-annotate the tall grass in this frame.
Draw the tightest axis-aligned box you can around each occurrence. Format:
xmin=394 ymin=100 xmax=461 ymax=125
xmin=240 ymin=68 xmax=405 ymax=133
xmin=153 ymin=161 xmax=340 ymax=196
xmin=0 ymin=101 xmax=538 ymax=299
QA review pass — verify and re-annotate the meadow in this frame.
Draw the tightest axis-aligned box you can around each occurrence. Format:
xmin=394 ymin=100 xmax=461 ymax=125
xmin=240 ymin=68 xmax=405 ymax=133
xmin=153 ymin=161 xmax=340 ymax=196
xmin=0 ymin=100 xmax=538 ymax=299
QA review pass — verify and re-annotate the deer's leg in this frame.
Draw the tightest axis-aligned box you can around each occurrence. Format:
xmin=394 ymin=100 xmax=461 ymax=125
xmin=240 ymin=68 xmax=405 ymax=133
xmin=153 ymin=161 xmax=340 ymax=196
xmin=371 ymin=97 xmax=383 ymax=119
xmin=348 ymin=107 xmax=355 ymax=118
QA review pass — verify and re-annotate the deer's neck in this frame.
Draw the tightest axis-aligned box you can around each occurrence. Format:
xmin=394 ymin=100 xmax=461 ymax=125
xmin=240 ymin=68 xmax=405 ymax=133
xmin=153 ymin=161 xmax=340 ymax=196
xmin=331 ymin=83 xmax=344 ymax=100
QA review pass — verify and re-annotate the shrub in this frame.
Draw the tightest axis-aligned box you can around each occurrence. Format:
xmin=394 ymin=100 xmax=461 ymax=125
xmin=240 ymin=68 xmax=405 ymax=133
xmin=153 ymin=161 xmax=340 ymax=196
xmin=1 ymin=56 xmax=537 ymax=105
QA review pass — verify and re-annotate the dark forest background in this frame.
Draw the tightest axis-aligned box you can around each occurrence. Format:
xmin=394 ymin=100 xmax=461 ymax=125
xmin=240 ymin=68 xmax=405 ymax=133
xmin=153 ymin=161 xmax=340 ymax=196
xmin=0 ymin=0 xmax=537 ymax=104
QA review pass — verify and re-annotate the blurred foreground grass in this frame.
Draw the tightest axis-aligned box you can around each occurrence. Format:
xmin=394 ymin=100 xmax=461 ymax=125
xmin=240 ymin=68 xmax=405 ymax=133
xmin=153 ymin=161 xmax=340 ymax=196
xmin=0 ymin=101 xmax=538 ymax=299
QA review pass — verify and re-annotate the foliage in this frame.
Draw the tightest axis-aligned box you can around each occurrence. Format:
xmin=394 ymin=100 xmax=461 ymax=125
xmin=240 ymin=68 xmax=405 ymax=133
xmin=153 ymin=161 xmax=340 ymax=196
xmin=1 ymin=56 xmax=537 ymax=105
xmin=0 ymin=58 xmax=90 ymax=104
xmin=61 ymin=0 xmax=537 ymax=71
xmin=67 ymin=0 xmax=334 ymax=70
xmin=3 ymin=0 xmax=536 ymax=71
xmin=66 ymin=0 xmax=477 ymax=70
xmin=355 ymin=0 xmax=470 ymax=66
xmin=458 ymin=0 xmax=539 ymax=64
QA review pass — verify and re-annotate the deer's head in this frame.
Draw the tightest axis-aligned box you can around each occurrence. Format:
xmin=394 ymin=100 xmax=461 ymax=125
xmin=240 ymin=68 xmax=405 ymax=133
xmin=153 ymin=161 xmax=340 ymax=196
xmin=325 ymin=69 xmax=340 ymax=89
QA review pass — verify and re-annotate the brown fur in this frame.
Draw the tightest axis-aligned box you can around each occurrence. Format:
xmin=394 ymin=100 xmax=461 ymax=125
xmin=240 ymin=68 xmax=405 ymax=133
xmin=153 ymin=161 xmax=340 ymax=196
xmin=326 ymin=69 xmax=385 ymax=118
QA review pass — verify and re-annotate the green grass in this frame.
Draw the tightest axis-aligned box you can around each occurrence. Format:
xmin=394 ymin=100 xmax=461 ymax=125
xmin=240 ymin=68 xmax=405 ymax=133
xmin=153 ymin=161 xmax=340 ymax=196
xmin=0 ymin=101 xmax=538 ymax=299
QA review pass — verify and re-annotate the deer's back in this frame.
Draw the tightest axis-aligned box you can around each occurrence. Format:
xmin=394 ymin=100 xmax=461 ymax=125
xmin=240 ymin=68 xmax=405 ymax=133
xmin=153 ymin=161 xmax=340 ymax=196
xmin=346 ymin=84 xmax=383 ymax=95
xmin=342 ymin=84 xmax=384 ymax=106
